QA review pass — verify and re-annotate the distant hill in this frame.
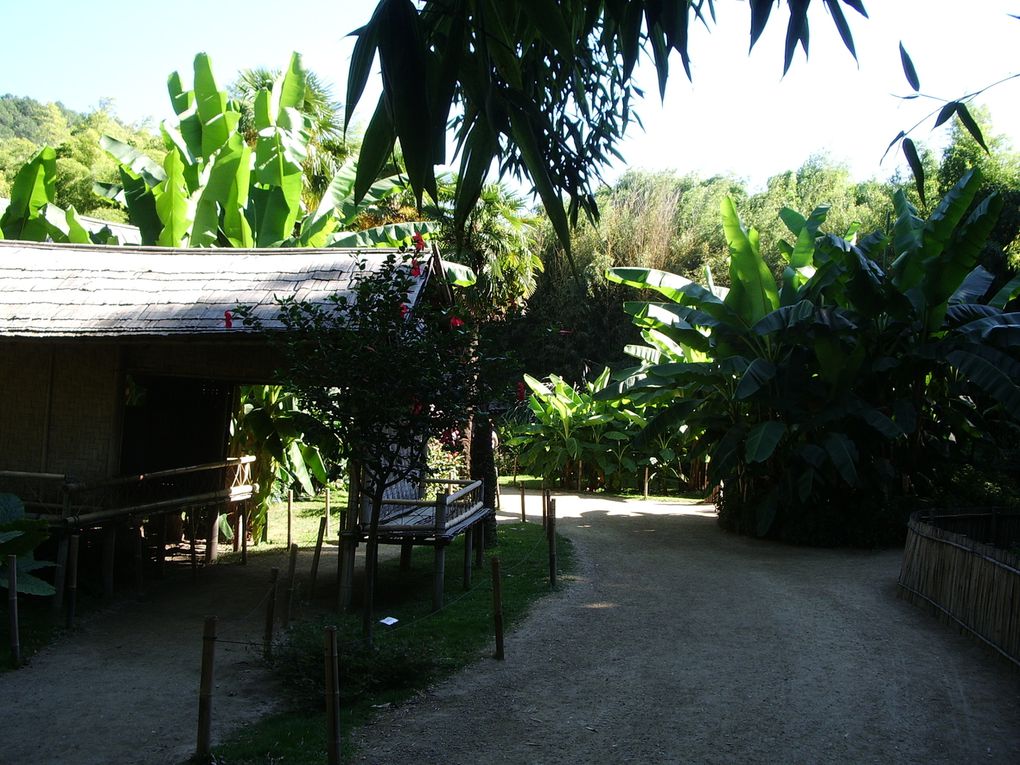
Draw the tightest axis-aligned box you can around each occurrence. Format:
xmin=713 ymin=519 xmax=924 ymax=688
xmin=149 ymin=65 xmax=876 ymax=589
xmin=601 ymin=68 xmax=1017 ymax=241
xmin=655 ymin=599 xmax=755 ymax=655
xmin=0 ymin=94 xmax=81 ymax=145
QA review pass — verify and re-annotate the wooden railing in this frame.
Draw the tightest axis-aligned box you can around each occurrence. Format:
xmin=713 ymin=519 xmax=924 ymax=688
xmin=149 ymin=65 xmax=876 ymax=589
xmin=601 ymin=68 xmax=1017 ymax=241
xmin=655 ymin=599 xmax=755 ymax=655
xmin=0 ymin=456 xmax=255 ymax=529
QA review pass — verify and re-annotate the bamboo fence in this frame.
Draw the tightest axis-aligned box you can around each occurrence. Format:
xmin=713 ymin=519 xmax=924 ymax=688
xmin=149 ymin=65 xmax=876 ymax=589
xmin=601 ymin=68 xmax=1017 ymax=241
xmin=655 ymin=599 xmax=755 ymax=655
xmin=898 ymin=509 xmax=1020 ymax=669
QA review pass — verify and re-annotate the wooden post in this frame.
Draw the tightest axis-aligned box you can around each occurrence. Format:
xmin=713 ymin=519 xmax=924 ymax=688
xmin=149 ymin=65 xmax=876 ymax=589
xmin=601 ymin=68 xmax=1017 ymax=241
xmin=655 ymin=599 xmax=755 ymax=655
xmin=433 ymin=492 xmax=448 ymax=612
xmin=8 ymin=555 xmax=19 ymax=668
xmin=196 ymin=615 xmax=217 ymax=760
xmin=519 ymin=486 xmax=526 ymax=522
xmin=399 ymin=541 xmax=413 ymax=572
xmin=285 ymin=543 xmax=299 ymax=628
xmin=102 ymin=524 xmax=117 ymax=597
xmin=577 ymin=461 xmax=583 ymax=492
xmin=324 ymin=487 xmax=331 ymax=538
xmin=548 ymin=498 xmax=558 ymax=589
xmin=66 ymin=534 xmax=80 ymax=629
xmin=287 ymin=489 xmax=294 ymax=549
xmin=542 ymin=488 xmax=549 ymax=529
xmin=232 ymin=510 xmax=240 ymax=553
xmin=264 ymin=567 xmax=279 ymax=660
xmin=474 ymin=524 xmax=484 ymax=568
xmin=310 ymin=517 xmax=326 ymax=598
xmin=491 ymin=556 xmax=504 ymax=661
xmin=324 ymin=626 xmax=341 ymax=765
xmin=463 ymin=524 xmax=473 ymax=590
xmin=51 ymin=535 xmax=68 ymax=612
xmin=643 ymin=467 xmax=650 ymax=499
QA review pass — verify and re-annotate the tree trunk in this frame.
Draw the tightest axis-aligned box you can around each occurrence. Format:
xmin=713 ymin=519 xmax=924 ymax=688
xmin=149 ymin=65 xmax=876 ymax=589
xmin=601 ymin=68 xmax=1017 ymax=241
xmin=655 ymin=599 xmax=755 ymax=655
xmin=470 ymin=412 xmax=499 ymax=547
xmin=361 ymin=480 xmax=385 ymax=648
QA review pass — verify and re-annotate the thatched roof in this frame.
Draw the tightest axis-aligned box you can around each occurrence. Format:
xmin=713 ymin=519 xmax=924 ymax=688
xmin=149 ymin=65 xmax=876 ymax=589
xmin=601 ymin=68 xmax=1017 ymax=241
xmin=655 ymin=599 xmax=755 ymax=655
xmin=0 ymin=240 xmax=430 ymax=338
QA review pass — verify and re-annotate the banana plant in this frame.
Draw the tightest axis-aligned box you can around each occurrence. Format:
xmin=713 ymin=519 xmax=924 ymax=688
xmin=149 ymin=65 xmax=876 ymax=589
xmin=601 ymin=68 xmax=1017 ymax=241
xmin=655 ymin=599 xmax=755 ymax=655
xmin=0 ymin=494 xmax=55 ymax=596
xmin=0 ymin=147 xmax=118 ymax=245
xmin=605 ymin=169 xmax=1020 ymax=544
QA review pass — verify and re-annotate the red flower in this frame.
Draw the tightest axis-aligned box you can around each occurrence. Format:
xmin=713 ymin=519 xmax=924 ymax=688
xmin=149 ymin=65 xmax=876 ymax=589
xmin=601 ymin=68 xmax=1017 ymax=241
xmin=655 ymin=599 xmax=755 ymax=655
xmin=449 ymin=315 xmax=464 ymax=329
xmin=223 ymin=310 xmax=233 ymax=329
xmin=412 ymin=232 xmax=426 ymax=252
xmin=400 ymin=303 xmax=409 ymax=318
xmin=410 ymin=259 xmax=421 ymax=277
xmin=516 ymin=381 xmax=526 ymax=402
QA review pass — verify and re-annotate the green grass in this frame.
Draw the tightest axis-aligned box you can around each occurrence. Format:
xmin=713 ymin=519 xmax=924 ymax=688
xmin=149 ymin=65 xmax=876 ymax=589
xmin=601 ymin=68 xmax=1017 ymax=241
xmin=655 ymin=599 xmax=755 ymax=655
xmin=210 ymin=521 xmax=574 ymax=764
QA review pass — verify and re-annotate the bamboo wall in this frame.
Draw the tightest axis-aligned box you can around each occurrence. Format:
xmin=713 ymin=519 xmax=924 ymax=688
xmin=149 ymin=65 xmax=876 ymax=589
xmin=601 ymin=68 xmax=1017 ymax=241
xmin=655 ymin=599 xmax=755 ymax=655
xmin=898 ymin=511 xmax=1020 ymax=668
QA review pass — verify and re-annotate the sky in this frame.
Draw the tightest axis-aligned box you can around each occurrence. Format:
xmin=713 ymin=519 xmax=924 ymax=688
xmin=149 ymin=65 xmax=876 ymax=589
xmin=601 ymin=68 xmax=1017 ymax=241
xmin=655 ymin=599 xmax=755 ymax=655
xmin=2 ymin=0 xmax=1017 ymax=193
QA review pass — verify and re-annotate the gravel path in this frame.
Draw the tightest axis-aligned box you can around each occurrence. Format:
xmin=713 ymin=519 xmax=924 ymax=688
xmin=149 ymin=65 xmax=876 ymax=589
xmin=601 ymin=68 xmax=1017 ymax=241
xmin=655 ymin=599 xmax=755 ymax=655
xmin=353 ymin=493 xmax=1020 ymax=765
xmin=2 ymin=494 xmax=1018 ymax=765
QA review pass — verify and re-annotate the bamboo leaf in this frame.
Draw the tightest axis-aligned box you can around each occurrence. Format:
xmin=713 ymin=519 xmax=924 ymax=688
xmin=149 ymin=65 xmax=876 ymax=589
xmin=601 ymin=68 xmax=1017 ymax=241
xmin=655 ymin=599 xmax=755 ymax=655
xmin=901 ymin=138 xmax=925 ymax=206
xmin=899 ymin=42 xmax=920 ymax=91
xmin=955 ymin=102 xmax=989 ymax=152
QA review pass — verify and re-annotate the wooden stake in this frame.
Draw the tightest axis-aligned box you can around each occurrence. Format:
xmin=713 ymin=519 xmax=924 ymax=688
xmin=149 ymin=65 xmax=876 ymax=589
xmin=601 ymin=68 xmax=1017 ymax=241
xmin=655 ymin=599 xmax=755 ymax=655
xmin=310 ymin=517 xmax=326 ymax=598
xmin=287 ymin=489 xmax=294 ymax=549
xmin=519 ymin=485 xmax=526 ymax=522
xmin=491 ymin=556 xmax=504 ymax=661
xmin=66 ymin=534 xmax=80 ymax=629
xmin=643 ymin=467 xmax=650 ymax=499
xmin=8 ymin=555 xmax=20 ymax=668
xmin=232 ymin=511 xmax=240 ymax=553
xmin=399 ymin=541 xmax=413 ymax=572
xmin=196 ymin=615 xmax=217 ymax=760
xmin=264 ymin=567 xmax=279 ymax=660
xmin=548 ymin=498 xmax=558 ymax=589
xmin=324 ymin=626 xmax=341 ymax=765
xmin=542 ymin=488 xmax=549 ymax=530
xmin=285 ymin=543 xmax=299 ymax=628
xmin=577 ymin=461 xmax=583 ymax=492
xmin=324 ymin=487 xmax=331 ymax=538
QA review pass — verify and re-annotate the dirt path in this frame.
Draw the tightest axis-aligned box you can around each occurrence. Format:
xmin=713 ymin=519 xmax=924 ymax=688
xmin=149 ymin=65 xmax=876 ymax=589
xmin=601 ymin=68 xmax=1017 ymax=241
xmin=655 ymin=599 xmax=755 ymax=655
xmin=0 ymin=549 xmax=290 ymax=765
xmin=353 ymin=494 xmax=1020 ymax=765
xmin=2 ymin=495 xmax=1019 ymax=765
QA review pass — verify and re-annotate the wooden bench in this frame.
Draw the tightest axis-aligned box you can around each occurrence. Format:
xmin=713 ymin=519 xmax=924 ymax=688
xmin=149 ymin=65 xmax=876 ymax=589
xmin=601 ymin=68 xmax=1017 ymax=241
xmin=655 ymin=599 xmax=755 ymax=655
xmin=339 ymin=477 xmax=491 ymax=612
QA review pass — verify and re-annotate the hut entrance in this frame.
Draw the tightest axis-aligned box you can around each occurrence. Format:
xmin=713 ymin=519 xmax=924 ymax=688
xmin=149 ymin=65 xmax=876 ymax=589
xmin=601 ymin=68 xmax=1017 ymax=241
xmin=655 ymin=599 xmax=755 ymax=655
xmin=120 ymin=375 xmax=233 ymax=475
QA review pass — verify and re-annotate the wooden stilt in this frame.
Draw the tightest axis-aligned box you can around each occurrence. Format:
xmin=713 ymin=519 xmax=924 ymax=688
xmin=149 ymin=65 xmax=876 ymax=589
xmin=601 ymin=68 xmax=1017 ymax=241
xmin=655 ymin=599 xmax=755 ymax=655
xmin=157 ymin=515 xmax=167 ymax=578
xmin=432 ymin=544 xmax=446 ymax=613
xmin=324 ymin=626 xmax=341 ymax=765
xmin=231 ymin=510 xmax=240 ymax=553
xmin=338 ymin=537 xmax=357 ymax=612
xmin=66 ymin=534 xmax=80 ymax=629
xmin=51 ymin=535 xmax=68 ymax=612
xmin=264 ymin=568 xmax=279 ymax=660
xmin=102 ymin=524 xmax=116 ymax=598
xmin=240 ymin=503 xmax=248 ymax=565
xmin=491 ymin=556 xmax=504 ymax=661
xmin=548 ymin=498 xmax=558 ymax=589
xmin=207 ymin=512 xmax=219 ymax=564
xmin=8 ymin=555 xmax=20 ymax=668
xmin=310 ymin=516 xmax=326 ymax=598
xmin=285 ymin=543 xmax=299 ymax=628
xmin=463 ymin=528 xmax=473 ymax=590
xmin=134 ymin=526 xmax=144 ymax=590
xmin=189 ymin=512 xmax=198 ymax=579
xmin=520 ymin=486 xmax=526 ymax=522
xmin=324 ymin=487 xmax=331 ymax=538
xmin=474 ymin=523 xmax=484 ymax=568
xmin=400 ymin=541 xmax=413 ymax=571
xmin=287 ymin=489 xmax=293 ymax=549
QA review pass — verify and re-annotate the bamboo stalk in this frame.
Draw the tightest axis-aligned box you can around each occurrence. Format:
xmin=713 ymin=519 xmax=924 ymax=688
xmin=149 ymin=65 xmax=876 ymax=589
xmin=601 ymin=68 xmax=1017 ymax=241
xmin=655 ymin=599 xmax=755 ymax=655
xmin=324 ymin=626 xmax=341 ymax=765
xmin=310 ymin=517 xmax=326 ymax=598
xmin=491 ymin=556 xmax=504 ymax=661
